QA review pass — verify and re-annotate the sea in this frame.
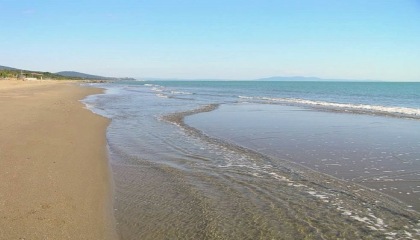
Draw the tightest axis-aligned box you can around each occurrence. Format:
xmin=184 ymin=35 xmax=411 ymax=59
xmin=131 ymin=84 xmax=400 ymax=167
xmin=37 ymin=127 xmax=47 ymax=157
xmin=83 ymin=81 xmax=420 ymax=239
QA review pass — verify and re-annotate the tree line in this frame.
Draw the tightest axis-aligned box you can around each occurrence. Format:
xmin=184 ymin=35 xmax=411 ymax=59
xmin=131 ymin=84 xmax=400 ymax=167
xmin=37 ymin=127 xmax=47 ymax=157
xmin=0 ymin=70 xmax=82 ymax=80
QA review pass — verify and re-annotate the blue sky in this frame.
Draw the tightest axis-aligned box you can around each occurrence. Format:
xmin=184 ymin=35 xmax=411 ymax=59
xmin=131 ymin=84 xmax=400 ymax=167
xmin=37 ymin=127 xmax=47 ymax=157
xmin=1 ymin=0 xmax=419 ymax=81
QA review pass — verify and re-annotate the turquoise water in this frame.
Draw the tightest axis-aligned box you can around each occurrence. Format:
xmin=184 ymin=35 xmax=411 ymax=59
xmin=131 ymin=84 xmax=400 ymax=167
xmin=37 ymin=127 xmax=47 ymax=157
xmin=144 ymin=81 xmax=420 ymax=107
xmin=84 ymin=81 xmax=420 ymax=239
xmin=140 ymin=81 xmax=420 ymax=118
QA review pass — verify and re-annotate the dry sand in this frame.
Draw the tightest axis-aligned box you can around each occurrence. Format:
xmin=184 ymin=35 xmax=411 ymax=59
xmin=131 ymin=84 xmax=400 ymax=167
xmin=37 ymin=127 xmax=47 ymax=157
xmin=0 ymin=79 xmax=117 ymax=239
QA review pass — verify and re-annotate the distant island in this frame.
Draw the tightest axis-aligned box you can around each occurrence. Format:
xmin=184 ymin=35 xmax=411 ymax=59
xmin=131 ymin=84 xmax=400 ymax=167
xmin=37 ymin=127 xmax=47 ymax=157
xmin=137 ymin=76 xmax=380 ymax=82
xmin=0 ymin=65 xmax=136 ymax=81
xmin=255 ymin=76 xmax=380 ymax=82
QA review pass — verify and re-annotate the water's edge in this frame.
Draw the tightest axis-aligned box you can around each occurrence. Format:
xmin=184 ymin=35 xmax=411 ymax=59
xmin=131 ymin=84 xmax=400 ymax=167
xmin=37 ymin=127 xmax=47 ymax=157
xmin=163 ymin=103 xmax=420 ymax=238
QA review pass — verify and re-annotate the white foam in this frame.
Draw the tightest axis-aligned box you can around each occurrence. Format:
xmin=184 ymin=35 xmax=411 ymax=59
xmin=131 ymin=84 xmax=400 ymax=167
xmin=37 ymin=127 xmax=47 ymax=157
xmin=171 ymin=90 xmax=193 ymax=95
xmin=237 ymin=95 xmax=420 ymax=117
xmin=238 ymin=95 xmax=254 ymax=99
xmin=151 ymin=87 xmax=164 ymax=92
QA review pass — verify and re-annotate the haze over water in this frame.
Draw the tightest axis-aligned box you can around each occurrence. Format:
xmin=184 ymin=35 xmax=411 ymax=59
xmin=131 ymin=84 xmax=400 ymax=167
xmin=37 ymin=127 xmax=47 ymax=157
xmin=84 ymin=81 xmax=420 ymax=239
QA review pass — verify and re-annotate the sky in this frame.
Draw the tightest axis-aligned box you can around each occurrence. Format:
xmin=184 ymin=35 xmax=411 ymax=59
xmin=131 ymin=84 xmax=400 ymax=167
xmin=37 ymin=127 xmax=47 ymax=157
xmin=0 ymin=0 xmax=419 ymax=81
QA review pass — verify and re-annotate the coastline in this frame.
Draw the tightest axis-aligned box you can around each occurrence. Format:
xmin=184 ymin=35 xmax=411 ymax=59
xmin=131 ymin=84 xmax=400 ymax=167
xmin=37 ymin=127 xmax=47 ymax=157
xmin=0 ymin=80 xmax=117 ymax=239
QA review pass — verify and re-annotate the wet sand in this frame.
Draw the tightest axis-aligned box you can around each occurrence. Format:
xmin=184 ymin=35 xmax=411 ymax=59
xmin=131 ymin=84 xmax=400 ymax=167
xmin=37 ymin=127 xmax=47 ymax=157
xmin=0 ymin=80 xmax=117 ymax=239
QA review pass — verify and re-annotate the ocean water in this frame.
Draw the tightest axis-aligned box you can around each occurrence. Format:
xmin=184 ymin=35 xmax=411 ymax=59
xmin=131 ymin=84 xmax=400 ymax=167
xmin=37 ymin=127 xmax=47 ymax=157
xmin=83 ymin=81 xmax=420 ymax=239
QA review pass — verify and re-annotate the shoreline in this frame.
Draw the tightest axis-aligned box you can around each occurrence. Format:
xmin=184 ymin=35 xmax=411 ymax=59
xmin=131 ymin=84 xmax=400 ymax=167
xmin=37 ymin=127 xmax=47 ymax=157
xmin=0 ymin=79 xmax=117 ymax=239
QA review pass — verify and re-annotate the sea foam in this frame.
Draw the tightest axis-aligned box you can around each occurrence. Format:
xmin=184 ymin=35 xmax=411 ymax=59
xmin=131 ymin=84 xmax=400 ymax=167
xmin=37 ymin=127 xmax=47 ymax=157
xmin=238 ymin=96 xmax=420 ymax=118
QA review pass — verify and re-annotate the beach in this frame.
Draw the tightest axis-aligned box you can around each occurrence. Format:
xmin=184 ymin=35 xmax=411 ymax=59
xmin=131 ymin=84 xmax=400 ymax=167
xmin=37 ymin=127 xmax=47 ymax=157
xmin=0 ymin=80 xmax=116 ymax=239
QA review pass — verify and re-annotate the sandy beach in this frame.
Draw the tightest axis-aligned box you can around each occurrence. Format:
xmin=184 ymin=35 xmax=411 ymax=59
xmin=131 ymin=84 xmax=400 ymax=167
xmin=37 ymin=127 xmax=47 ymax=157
xmin=0 ymin=80 xmax=117 ymax=239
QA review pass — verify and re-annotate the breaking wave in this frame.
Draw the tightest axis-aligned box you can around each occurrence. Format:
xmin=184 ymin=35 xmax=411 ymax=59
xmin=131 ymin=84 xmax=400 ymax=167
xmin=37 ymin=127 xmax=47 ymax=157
xmin=239 ymin=96 xmax=420 ymax=119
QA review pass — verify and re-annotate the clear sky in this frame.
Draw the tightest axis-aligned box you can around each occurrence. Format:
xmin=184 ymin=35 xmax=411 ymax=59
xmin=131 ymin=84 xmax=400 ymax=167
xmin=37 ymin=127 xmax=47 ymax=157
xmin=1 ymin=0 xmax=419 ymax=81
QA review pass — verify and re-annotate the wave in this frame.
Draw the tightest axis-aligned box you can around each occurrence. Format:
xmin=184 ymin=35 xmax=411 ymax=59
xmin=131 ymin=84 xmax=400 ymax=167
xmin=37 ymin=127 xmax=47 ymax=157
xmin=144 ymin=83 xmax=194 ymax=97
xmin=238 ymin=96 xmax=420 ymax=118
xmin=170 ymin=90 xmax=193 ymax=95
xmin=142 ymin=83 xmax=420 ymax=119
xmin=156 ymin=93 xmax=169 ymax=98
xmin=151 ymin=87 xmax=164 ymax=92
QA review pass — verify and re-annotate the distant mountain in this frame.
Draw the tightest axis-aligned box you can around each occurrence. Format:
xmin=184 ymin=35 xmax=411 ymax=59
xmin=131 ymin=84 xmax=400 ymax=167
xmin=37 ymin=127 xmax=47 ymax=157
xmin=56 ymin=71 xmax=136 ymax=81
xmin=1 ymin=66 xmax=136 ymax=80
xmin=256 ymin=76 xmax=378 ymax=82
xmin=0 ymin=66 xmax=83 ymax=80
xmin=0 ymin=65 xmax=19 ymax=70
xmin=257 ymin=76 xmax=328 ymax=81
xmin=56 ymin=71 xmax=108 ymax=79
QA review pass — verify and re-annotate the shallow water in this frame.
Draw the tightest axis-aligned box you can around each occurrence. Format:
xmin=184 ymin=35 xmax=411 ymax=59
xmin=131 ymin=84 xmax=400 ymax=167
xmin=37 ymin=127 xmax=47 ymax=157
xmin=83 ymin=82 xmax=420 ymax=239
xmin=186 ymin=104 xmax=420 ymax=211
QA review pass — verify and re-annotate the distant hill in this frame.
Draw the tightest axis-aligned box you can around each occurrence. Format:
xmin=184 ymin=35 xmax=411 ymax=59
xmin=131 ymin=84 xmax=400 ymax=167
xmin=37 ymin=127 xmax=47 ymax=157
xmin=0 ymin=65 xmax=81 ymax=80
xmin=257 ymin=76 xmax=322 ymax=81
xmin=0 ymin=65 xmax=19 ymax=71
xmin=56 ymin=71 xmax=136 ymax=81
xmin=0 ymin=65 xmax=136 ymax=80
xmin=256 ymin=76 xmax=378 ymax=82
xmin=56 ymin=71 xmax=108 ymax=79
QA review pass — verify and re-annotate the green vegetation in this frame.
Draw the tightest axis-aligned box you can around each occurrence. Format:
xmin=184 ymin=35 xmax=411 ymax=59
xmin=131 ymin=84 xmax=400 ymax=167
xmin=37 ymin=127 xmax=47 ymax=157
xmin=0 ymin=69 xmax=83 ymax=80
xmin=0 ymin=70 xmax=19 ymax=78
xmin=0 ymin=65 xmax=135 ymax=81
